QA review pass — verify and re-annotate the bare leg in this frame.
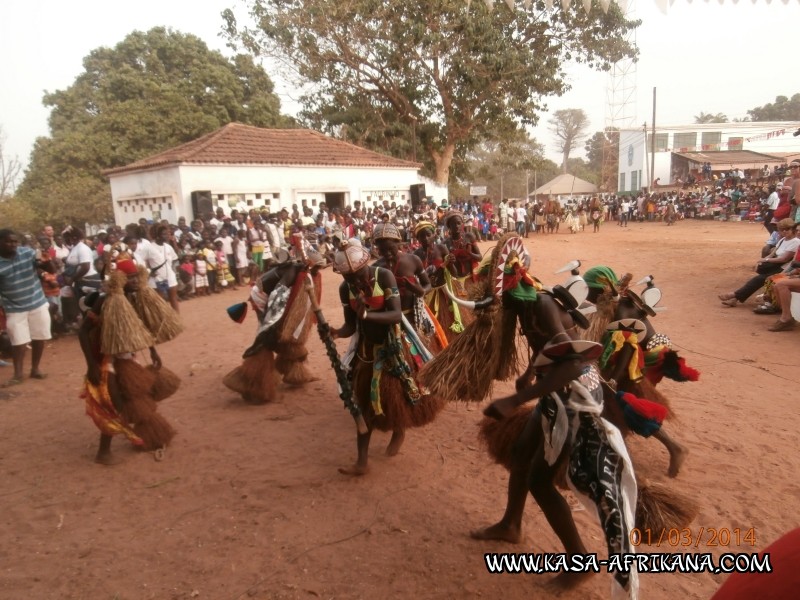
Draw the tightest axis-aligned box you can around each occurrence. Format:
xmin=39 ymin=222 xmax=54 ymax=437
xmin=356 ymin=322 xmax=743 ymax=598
xmin=339 ymin=428 xmax=372 ymax=476
xmin=529 ymin=446 xmax=594 ymax=590
xmin=386 ymin=428 xmax=405 ymax=456
xmin=168 ymin=286 xmax=180 ymax=313
xmin=30 ymin=340 xmax=45 ymax=377
xmin=94 ymin=433 xmax=121 ymax=465
xmin=653 ymin=428 xmax=688 ymax=478
xmin=470 ymin=416 xmax=539 ymax=543
xmin=10 ymin=344 xmax=25 ymax=381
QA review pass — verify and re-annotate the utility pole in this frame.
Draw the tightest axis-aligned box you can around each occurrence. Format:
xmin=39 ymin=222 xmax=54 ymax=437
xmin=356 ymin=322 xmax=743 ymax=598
xmin=651 ymin=87 xmax=656 ymax=188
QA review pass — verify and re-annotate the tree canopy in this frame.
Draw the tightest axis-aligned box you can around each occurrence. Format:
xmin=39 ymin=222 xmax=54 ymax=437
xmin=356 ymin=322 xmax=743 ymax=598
xmin=694 ymin=111 xmax=728 ymax=124
xmin=224 ymin=0 xmax=639 ymax=185
xmin=747 ymin=93 xmax=800 ymax=122
xmin=8 ymin=27 xmax=291 ymax=229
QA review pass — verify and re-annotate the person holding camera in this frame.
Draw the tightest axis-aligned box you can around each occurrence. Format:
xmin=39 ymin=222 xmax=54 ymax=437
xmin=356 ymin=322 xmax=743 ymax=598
xmin=0 ymin=228 xmax=54 ymax=387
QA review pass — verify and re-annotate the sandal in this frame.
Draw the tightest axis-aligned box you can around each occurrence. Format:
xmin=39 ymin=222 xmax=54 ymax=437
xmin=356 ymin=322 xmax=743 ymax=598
xmin=768 ymin=319 xmax=797 ymax=332
xmin=718 ymin=293 xmax=736 ymax=301
xmin=721 ymin=298 xmax=738 ymax=307
xmin=29 ymin=372 xmax=48 ymax=380
xmin=2 ymin=377 xmax=23 ymax=388
xmin=753 ymin=304 xmax=779 ymax=315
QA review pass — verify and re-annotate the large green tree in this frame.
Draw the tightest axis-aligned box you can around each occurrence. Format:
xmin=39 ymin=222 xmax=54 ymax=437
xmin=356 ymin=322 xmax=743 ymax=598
xmin=224 ymin=0 xmax=638 ymax=185
xmin=746 ymin=93 xmax=800 ymax=121
xmin=13 ymin=27 xmax=291 ymax=228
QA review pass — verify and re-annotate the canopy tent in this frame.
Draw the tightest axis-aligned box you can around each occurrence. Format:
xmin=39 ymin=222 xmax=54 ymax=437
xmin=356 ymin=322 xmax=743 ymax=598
xmin=530 ymin=174 xmax=598 ymax=197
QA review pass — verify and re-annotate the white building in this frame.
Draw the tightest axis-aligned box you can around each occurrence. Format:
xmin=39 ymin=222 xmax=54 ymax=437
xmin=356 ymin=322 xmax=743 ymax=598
xmin=105 ymin=123 xmax=438 ymax=224
xmin=617 ymin=121 xmax=800 ymax=193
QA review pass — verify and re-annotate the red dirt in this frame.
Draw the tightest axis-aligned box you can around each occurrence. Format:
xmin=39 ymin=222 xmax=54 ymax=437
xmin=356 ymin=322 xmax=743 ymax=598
xmin=1 ymin=219 xmax=795 ymax=600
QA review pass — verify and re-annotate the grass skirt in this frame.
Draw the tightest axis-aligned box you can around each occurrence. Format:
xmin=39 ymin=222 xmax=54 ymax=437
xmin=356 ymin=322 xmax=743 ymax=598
xmin=114 ymin=358 xmax=176 ymax=450
xmin=223 ymin=347 xmax=278 ymax=404
xmin=352 ymin=339 xmax=446 ymax=432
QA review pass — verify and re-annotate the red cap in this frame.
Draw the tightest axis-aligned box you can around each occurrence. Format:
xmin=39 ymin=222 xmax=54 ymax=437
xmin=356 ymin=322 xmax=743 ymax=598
xmin=116 ymin=259 xmax=138 ymax=275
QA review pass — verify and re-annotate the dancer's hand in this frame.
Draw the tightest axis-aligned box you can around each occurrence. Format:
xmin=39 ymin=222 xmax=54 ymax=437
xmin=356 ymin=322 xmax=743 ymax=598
xmin=483 ymin=395 xmax=520 ymax=420
xmin=150 ymin=347 xmax=162 ymax=370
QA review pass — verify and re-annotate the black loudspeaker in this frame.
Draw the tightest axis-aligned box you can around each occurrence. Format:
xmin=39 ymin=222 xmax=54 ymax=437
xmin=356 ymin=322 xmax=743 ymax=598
xmin=191 ymin=191 xmax=213 ymax=220
xmin=410 ymin=183 xmax=426 ymax=209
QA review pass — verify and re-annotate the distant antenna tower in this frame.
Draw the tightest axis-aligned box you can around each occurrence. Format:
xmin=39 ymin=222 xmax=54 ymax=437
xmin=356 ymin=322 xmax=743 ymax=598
xmin=603 ymin=1 xmax=638 ymax=192
xmin=605 ymin=2 xmax=638 ymax=129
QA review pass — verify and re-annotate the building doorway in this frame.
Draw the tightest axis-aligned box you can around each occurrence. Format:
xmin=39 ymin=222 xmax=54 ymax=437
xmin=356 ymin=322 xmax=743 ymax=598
xmin=324 ymin=192 xmax=346 ymax=212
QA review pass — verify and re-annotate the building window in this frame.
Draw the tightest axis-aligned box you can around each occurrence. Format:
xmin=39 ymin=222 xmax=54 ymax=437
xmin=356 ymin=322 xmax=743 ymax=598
xmin=673 ymin=132 xmax=697 ymax=150
xmin=701 ymin=131 xmax=721 ymax=151
xmin=631 ymin=170 xmax=638 ymax=192
xmin=619 ymin=173 xmax=626 ymax=191
xmin=646 ymin=133 xmax=669 ymax=151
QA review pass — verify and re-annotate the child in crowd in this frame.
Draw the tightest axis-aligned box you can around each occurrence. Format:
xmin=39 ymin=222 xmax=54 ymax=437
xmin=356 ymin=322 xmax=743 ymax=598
xmin=214 ymin=240 xmax=236 ymax=289
xmin=177 ymin=255 xmax=195 ymax=299
xmin=233 ymin=229 xmax=250 ymax=285
xmin=193 ymin=251 xmax=209 ymax=296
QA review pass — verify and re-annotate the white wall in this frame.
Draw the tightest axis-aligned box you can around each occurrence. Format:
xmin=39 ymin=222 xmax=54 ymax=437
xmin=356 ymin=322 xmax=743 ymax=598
xmin=109 ymin=166 xmax=183 ymax=225
xmin=618 ymin=121 xmax=800 ymax=189
xmin=109 ymin=163 xmax=424 ymax=223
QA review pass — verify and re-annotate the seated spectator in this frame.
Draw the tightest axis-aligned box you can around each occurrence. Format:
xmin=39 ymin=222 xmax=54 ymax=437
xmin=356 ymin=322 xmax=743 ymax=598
xmin=719 ymin=219 xmax=799 ymax=307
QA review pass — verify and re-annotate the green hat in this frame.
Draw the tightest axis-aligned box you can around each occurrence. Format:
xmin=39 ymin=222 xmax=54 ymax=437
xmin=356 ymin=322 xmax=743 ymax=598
xmin=583 ymin=266 xmax=619 ymax=291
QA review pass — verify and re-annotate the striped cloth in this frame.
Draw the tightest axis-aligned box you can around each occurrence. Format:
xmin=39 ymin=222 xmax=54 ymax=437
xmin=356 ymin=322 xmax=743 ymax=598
xmin=0 ymin=246 xmax=47 ymax=313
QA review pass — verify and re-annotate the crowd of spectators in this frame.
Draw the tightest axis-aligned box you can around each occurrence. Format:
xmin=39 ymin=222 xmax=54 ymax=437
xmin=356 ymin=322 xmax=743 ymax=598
xmin=3 ymin=158 xmax=798 ymax=347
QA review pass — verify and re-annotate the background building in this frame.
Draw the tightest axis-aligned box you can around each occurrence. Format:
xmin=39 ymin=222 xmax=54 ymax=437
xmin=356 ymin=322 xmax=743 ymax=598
xmin=617 ymin=121 xmax=800 ymax=193
xmin=105 ymin=123 xmax=439 ymax=223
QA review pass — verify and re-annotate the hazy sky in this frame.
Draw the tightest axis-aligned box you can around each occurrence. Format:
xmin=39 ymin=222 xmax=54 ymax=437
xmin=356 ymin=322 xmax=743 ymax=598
xmin=2 ymin=0 xmax=799 ymax=174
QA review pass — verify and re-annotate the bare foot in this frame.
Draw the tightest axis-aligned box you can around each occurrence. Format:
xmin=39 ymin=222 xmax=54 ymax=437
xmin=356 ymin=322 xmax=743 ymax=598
xmin=94 ymin=451 xmax=123 ymax=466
xmin=338 ymin=463 xmax=369 ymax=476
xmin=668 ymin=445 xmax=689 ymax=478
xmin=470 ymin=522 xmax=521 ymax=544
xmin=386 ymin=430 xmax=405 ymax=456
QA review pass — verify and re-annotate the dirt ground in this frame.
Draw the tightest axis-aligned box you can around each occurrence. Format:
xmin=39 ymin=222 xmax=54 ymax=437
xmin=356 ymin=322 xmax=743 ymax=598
xmin=1 ymin=218 xmax=797 ymax=600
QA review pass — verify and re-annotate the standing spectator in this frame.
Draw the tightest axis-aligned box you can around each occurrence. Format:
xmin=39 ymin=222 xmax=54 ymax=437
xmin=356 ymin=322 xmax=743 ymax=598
xmin=515 ymin=202 xmax=527 ymax=236
xmin=619 ymin=198 xmax=630 ymax=227
xmin=498 ymin=199 xmax=508 ymax=231
xmin=146 ymin=225 xmax=180 ymax=312
xmin=764 ymin=185 xmax=780 ymax=234
xmin=232 ymin=229 xmax=250 ymax=284
xmin=0 ymin=229 xmax=53 ymax=387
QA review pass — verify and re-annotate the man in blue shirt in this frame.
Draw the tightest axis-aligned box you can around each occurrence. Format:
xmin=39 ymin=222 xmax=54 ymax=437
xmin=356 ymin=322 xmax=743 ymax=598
xmin=0 ymin=229 xmax=52 ymax=386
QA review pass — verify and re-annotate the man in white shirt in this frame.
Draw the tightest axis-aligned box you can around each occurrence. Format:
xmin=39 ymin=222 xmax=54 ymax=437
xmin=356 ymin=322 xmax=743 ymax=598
xmin=145 ymin=225 xmax=180 ymax=312
xmin=764 ymin=184 xmax=780 ymax=234
xmin=515 ymin=203 xmax=527 ymax=236
xmin=619 ymin=199 xmax=630 ymax=227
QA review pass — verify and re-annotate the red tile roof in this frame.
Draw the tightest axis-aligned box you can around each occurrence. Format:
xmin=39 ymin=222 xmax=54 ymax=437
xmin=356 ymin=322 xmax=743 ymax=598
xmin=105 ymin=123 xmax=421 ymax=175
